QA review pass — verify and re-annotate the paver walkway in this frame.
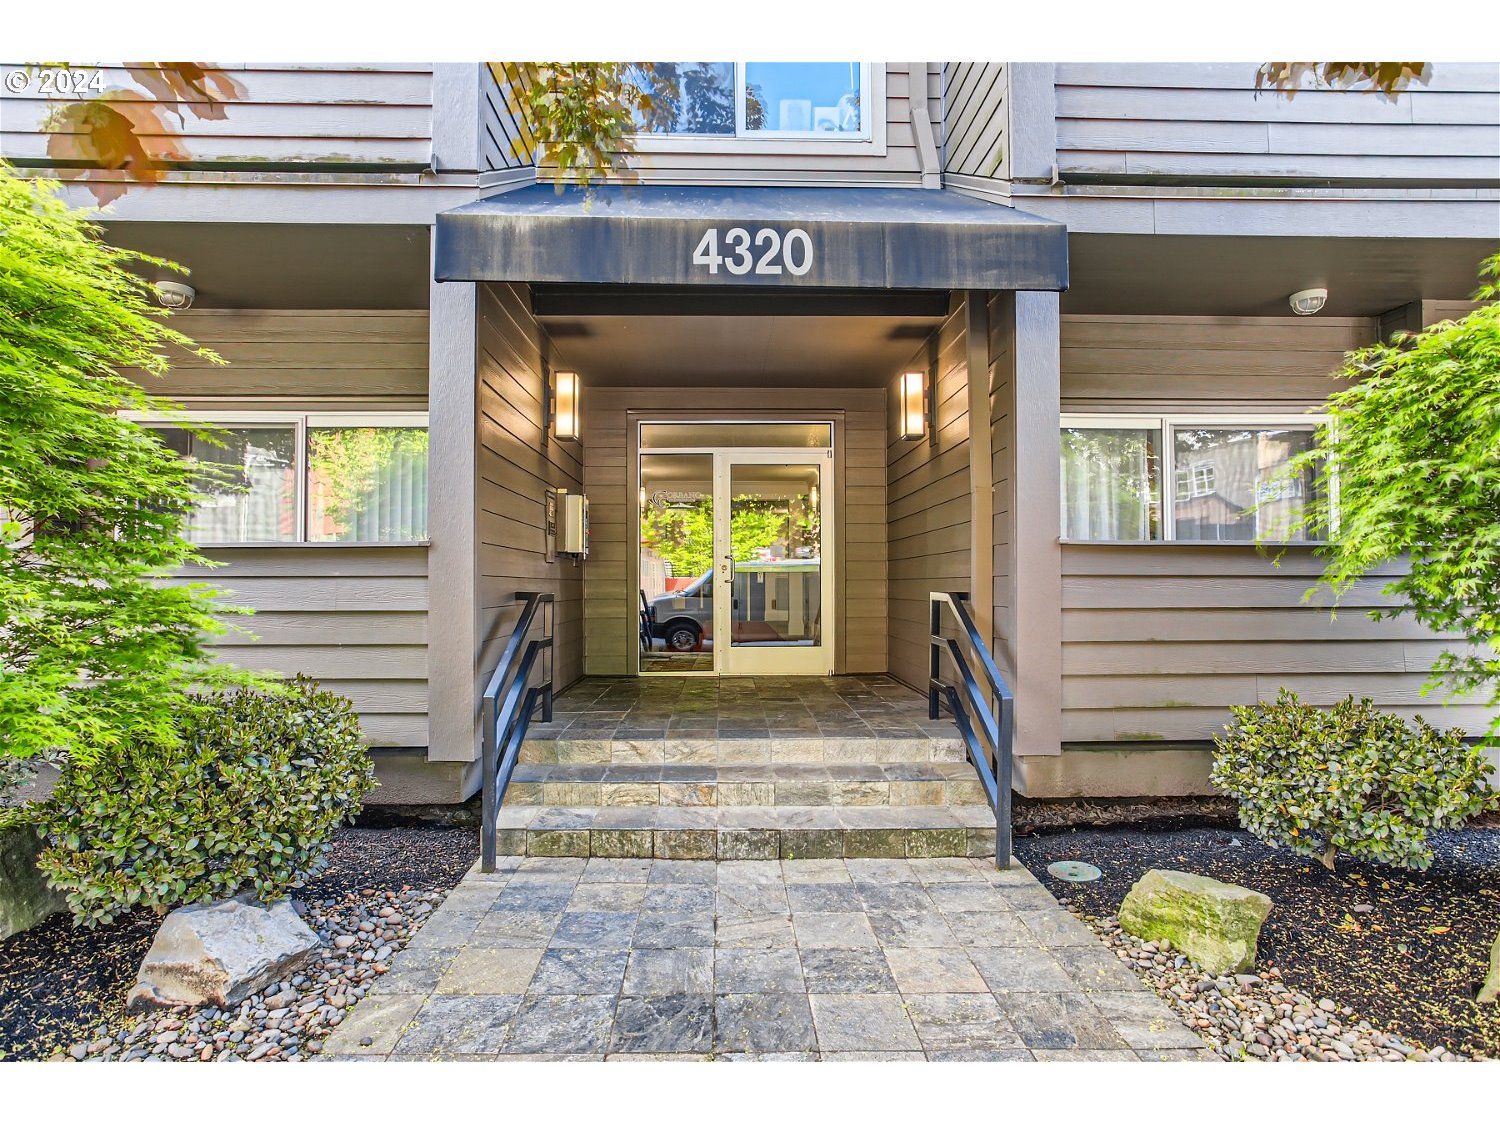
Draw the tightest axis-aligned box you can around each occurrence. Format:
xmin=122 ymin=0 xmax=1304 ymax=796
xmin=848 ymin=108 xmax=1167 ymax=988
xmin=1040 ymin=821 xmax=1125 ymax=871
xmin=320 ymin=855 xmax=1214 ymax=1061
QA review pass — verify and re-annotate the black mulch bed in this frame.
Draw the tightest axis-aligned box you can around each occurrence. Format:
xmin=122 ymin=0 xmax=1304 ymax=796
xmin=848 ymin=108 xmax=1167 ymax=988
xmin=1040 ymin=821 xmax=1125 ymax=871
xmin=0 ymin=827 xmax=478 ymax=1062
xmin=1015 ymin=826 xmax=1500 ymax=1059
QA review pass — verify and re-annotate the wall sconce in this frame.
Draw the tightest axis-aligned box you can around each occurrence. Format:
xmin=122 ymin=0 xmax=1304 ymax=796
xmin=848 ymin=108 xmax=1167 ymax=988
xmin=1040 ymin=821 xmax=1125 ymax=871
xmin=549 ymin=371 xmax=581 ymax=441
xmin=899 ymin=371 xmax=928 ymax=441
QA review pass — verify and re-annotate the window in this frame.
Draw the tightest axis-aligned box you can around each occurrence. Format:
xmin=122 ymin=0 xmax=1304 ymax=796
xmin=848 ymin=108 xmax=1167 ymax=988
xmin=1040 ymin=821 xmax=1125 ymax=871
xmin=139 ymin=412 xmax=429 ymax=545
xmin=624 ymin=62 xmax=870 ymax=141
xmin=1060 ymin=416 xmax=1327 ymax=543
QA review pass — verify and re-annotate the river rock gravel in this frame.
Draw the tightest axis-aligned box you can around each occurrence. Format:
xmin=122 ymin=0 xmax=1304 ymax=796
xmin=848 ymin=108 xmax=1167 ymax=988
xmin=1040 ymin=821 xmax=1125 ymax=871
xmin=1073 ymin=907 xmax=1479 ymax=1062
xmin=57 ymin=884 xmax=446 ymax=1062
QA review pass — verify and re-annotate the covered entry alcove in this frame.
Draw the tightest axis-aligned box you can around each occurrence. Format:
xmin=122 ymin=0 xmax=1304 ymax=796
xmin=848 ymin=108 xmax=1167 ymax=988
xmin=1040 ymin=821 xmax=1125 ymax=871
xmin=427 ymin=185 xmax=1068 ymax=781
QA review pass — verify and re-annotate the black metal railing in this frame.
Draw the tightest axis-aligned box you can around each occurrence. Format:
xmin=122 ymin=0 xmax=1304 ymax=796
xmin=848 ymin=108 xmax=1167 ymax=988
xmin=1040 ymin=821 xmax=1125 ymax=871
xmin=928 ymin=591 xmax=1015 ymax=867
xmin=480 ymin=591 xmax=554 ymax=873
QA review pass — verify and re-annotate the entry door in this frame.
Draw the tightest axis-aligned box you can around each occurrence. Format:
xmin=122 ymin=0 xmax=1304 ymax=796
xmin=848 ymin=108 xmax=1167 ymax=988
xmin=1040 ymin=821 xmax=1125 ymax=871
xmin=713 ymin=451 xmax=833 ymax=676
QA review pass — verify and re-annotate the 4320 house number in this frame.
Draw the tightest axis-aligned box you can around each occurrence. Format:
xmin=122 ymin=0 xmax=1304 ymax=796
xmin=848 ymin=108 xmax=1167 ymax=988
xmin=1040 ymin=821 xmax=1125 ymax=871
xmin=692 ymin=227 xmax=813 ymax=277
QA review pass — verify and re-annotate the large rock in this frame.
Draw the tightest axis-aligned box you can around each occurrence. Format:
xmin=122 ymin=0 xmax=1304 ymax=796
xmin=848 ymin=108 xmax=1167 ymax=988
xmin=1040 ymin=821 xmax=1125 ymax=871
xmin=1 ymin=823 xmax=67 ymax=940
xmin=1479 ymin=932 xmax=1500 ymax=1005
xmin=128 ymin=896 xmax=320 ymax=1011
xmin=1119 ymin=868 xmax=1272 ymax=976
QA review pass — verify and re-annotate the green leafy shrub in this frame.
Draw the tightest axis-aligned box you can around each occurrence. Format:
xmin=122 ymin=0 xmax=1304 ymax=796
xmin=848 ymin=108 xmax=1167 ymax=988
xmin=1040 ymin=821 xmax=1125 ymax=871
xmin=1211 ymin=690 xmax=1496 ymax=871
xmin=36 ymin=677 xmax=377 ymax=927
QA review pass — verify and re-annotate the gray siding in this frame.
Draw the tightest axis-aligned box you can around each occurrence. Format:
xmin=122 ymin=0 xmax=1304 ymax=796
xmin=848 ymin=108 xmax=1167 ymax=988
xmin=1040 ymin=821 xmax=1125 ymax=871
xmin=888 ymin=298 xmax=973 ymax=689
xmin=943 ymin=63 xmax=1008 ymax=180
xmin=2 ymin=63 xmax=434 ymax=170
xmin=474 ymin=284 xmax=586 ymax=701
xmin=1053 ymin=63 xmax=1500 ymax=187
xmin=1058 ymin=312 xmax=1494 ymax=745
xmin=580 ymin=388 xmax=887 ymax=676
xmin=174 ymin=548 xmax=429 ymax=747
xmin=479 ymin=65 xmax=533 ymax=172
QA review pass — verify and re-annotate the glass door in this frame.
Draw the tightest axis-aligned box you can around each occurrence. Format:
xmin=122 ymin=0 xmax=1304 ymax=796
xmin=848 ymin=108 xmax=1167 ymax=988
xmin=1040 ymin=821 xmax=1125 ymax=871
xmin=713 ymin=452 xmax=832 ymax=676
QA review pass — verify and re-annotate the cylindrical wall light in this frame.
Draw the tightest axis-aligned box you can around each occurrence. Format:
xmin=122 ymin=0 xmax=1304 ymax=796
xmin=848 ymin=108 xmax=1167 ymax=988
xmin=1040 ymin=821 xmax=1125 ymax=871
xmin=899 ymin=371 xmax=928 ymax=441
xmin=551 ymin=371 xmax=581 ymax=441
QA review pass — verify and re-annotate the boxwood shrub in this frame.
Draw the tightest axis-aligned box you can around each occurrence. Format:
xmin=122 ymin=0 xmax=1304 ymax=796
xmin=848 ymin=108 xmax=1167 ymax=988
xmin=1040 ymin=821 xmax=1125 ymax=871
xmin=36 ymin=677 xmax=377 ymax=927
xmin=1210 ymin=689 xmax=1496 ymax=872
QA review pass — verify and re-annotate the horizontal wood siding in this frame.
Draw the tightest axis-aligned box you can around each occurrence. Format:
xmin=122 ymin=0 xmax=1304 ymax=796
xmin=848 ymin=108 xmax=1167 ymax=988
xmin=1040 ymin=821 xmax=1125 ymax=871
xmin=888 ymin=299 xmax=972 ymax=690
xmin=581 ymin=389 xmax=887 ymax=676
xmin=1060 ymin=545 xmax=1493 ymax=742
xmin=2 ymin=63 xmax=434 ymax=169
xmin=986 ymin=293 xmax=1016 ymax=685
xmin=1060 ymin=313 xmax=1375 ymax=409
xmin=170 ymin=547 xmax=429 ymax=746
xmin=474 ymin=284 xmax=585 ymax=702
xmin=122 ymin=309 xmax=430 ymax=403
xmin=566 ymin=64 xmax=941 ymax=188
xmin=1054 ymin=62 xmax=1500 ymax=187
xmin=943 ymin=63 xmax=1007 ymax=179
xmin=1059 ymin=312 xmax=1495 ymax=745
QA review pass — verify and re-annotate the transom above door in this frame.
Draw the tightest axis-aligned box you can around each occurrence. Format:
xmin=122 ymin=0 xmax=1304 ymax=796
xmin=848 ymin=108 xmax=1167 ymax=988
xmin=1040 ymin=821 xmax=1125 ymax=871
xmin=637 ymin=422 xmax=835 ymax=676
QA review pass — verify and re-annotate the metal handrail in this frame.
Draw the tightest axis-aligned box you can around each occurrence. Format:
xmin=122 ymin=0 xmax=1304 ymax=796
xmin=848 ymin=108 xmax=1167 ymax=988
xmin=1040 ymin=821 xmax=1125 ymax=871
xmin=929 ymin=591 xmax=1015 ymax=867
xmin=480 ymin=591 xmax=554 ymax=872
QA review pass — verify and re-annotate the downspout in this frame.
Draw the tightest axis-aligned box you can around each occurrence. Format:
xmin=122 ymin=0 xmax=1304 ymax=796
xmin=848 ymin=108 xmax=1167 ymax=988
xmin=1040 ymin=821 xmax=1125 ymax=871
xmin=907 ymin=62 xmax=942 ymax=190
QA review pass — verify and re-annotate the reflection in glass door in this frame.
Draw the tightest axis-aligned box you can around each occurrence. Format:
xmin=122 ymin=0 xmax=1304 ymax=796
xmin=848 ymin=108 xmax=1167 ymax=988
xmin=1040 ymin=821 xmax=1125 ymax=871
xmin=714 ymin=454 xmax=831 ymax=676
xmin=637 ymin=428 xmax=834 ymax=676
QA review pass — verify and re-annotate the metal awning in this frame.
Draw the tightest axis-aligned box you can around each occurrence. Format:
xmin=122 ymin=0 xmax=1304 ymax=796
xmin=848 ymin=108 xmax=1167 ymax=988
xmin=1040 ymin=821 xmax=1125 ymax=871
xmin=435 ymin=185 xmax=1068 ymax=291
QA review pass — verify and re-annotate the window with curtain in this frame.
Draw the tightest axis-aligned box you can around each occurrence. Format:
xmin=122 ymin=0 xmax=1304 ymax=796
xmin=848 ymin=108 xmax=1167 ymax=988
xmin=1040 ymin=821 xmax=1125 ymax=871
xmin=1060 ymin=417 xmax=1326 ymax=543
xmin=1060 ymin=426 xmax=1161 ymax=541
xmin=146 ymin=414 xmax=428 ymax=545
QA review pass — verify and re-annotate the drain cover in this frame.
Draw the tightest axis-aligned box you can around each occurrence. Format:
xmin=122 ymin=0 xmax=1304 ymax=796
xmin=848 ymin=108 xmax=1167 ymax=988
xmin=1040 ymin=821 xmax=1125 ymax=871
xmin=1046 ymin=860 xmax=1102 ymax=883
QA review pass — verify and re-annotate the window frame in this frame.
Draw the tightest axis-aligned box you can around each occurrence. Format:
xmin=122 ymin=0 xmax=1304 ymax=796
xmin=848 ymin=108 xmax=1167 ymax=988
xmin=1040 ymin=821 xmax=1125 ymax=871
xmin=125 ymin=409 xmax=430 ymax=548
xmin=1060 ymin=412 xmax=1334 ymax=545
xmin=628 ymin=63 xmax=886 ymax=156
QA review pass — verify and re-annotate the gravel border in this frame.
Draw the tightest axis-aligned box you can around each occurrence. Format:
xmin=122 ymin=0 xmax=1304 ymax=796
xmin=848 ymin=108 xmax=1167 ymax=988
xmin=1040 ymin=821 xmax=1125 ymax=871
xmin=1070 ymin=907 xmax=1478 ymax=1062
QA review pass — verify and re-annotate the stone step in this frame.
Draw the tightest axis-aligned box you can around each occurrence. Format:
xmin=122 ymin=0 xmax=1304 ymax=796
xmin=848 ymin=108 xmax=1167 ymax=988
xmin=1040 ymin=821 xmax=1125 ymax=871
xmin=504 ymin=762 xmax=988 ymax=808
xmin=519 ymin=734 xmax=967 ymax=767
xmin=491 ymin=804 xmax=1000 ymax=860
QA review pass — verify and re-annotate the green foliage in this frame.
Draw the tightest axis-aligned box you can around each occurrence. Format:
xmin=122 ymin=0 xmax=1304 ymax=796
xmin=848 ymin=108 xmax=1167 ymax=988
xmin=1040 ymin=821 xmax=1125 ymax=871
xmin=1210 ymin=690 xmax=1495 ymax=871
xmin=0 ymin=164 xmax=258 ymax=773
xmin=308 ymin=426 xmax=429 ymax=540
xmin=1290 ymin=254 xmax=1500 ymax=744
xmin=35 ymin=677 xmax=376 ymax=927
xmin=491 ymin=63 xmax=656 ymax=188
xmin=640 ymin=497 xmax=803 ymax=578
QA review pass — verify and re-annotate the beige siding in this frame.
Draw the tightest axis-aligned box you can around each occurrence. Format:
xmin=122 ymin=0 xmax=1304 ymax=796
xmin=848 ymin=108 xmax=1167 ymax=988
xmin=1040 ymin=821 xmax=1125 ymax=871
xmin=985 ymin=294 xmax=1015 ymax=687
xmin=1060 ymin=313 xmax=1374 ymax=408
xmin=2 ymin=63 xmax=434 ymax=170
xmin=943 ymin=63 xmax=1008 ymax=180
xmin=1058 ymin=312 xmax=1494 ymax=745
xmin=474 ymin=284 xmax=585 ymax=701
xmin=1054 ymin=62 xmax=1500 ymax=187
xmin=1060 ymin=545 xmax=1493 ymax=742
xmin=888 ymin=299 xmax=973 ymax=689
xmin=580 ymin=389 xmax=887 ymax=676
xmin=124 ymin=309 xmax=430 ymax=403
xmin=172 ymin=548 xmax=429 ymax=747
xmin=135 ymin=308 xmax=433 ymax=747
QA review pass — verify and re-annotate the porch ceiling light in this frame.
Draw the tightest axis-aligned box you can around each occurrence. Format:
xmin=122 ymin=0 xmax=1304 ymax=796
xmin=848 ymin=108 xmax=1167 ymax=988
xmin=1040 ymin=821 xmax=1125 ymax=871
xmin=550 ymin=371 xmax=581 ymax=441
xmin=899 ymin=371 xmax=928 ymax=441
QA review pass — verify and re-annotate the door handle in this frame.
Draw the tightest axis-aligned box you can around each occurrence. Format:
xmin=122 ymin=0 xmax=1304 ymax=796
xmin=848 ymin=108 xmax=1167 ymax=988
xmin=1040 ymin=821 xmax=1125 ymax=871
xmin=723 ymin=554 xmax=735 ymax=583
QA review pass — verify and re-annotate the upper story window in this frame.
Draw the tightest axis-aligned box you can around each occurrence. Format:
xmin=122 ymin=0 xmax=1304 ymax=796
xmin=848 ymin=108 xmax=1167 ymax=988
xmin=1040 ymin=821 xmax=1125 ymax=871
xmin=624 ymin=62 xmax=870 ymax=141
xmin=134 ymin=411 xmax=429 ymax=546
xmin=1061 ymin=415 xmax=1328 ymax=544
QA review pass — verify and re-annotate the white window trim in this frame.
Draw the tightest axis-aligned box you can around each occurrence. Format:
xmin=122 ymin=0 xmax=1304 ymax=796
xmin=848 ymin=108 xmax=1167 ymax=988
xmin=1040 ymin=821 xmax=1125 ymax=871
xmin=628 ymin=63 xmax=886 ymax=157
xmin=1061 ymin=412 xmax=1334 ymax=544
xmin=123 ymin=409 xmax=429 ymax=548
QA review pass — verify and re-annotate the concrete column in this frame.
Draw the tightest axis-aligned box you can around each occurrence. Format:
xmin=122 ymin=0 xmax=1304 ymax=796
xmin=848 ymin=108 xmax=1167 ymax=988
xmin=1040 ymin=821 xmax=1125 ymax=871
xmin=426 ymin=268 xmax=480 ymax=765
xmin=996 ymin=291 xmax=1063 ymax=767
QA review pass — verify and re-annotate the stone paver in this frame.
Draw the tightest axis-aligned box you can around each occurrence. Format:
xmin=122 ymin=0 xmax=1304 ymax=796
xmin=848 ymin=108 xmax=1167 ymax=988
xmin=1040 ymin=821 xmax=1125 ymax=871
xmin=320 ymin=856 xmax=1213 ymax=1061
